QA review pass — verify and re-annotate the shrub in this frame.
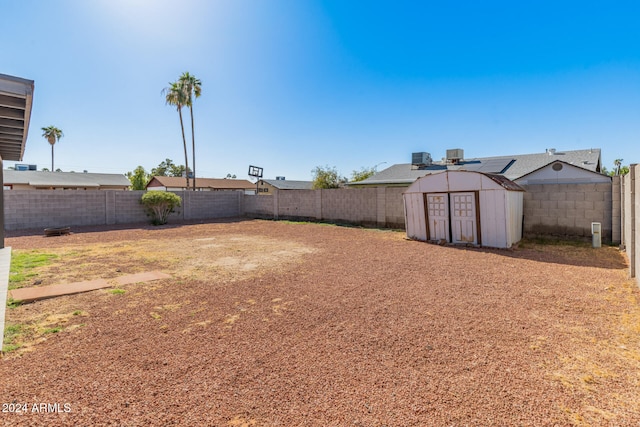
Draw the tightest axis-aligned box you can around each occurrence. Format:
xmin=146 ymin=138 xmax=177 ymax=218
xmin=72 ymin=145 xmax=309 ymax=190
xmin=141 ymin=191 xmax=182 ymax=225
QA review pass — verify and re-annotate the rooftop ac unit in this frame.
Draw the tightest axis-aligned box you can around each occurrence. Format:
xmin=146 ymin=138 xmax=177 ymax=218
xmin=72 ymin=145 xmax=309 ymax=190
xmin=446 ymin=148 xmax=464 ymax=163
xmin=411 ymin=152 xmax=432 ymax=167
xmin=15 ymin=164 xmax=37 ymax=171
xmin=276 ymin=176 xmax=286 ymax=181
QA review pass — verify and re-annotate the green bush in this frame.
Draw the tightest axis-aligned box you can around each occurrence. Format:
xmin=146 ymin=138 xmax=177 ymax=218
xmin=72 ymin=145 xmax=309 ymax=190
xmin=141 ymin=191 xmax=182 ymax=225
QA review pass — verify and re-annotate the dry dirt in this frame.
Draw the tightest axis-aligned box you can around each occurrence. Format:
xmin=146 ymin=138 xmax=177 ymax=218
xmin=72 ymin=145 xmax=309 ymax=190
xmin=1 ymin=219 xmax=639 ymax=426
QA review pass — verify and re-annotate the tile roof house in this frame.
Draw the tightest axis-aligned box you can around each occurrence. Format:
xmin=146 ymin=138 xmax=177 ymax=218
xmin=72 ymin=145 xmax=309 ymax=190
xmin=256 ymin=179 xmax=313 ymax=194
xmin=3 ymin=170 xmax=131 ymax=190
xmin=146 ymin=176 xmax=256 ymax=193
xmin=349 ymin=148 xmax=607 ymax=187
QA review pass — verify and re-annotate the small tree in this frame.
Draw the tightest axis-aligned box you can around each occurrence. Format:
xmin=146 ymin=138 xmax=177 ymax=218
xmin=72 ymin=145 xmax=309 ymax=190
xmin=350 ymin=166 xmax=377 ymax=182
xmin=126 ymin=166 xmax=150 ymax=190
xmin=141 ymin=191 xmax=182 ymax=225
xmin=311 ymin=166 xmax=345 ymax=189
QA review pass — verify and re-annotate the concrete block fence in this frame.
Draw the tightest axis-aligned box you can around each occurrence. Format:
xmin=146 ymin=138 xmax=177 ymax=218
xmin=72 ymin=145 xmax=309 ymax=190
xmin=3 ymin=190 xmax=243 ymax=231
xmin=621 ymin=166 xmax=640 ymax=279
xmin=3 ymin=183 xmax=620 ymax=247
xmin=244 ymin=187 xmax=406 ymax=229
xmin=520 ymin=182 xmax=614 ymax=242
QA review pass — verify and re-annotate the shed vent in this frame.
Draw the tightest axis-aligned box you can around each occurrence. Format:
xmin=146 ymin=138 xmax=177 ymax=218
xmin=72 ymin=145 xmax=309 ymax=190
xmin=411 ymin=152 xmax=432 ymax=167
xmin=446 ymin=149 xmax=464 ymax=164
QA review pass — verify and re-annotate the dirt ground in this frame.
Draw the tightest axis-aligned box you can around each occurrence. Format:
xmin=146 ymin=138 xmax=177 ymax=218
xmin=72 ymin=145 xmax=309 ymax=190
xmin=1 ymin=219 xmax=639 ymax=426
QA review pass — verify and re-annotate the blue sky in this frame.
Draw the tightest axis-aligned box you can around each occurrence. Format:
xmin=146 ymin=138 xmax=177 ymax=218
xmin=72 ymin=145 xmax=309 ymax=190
xmin=2 ymin=0 xmax=639 ymax=180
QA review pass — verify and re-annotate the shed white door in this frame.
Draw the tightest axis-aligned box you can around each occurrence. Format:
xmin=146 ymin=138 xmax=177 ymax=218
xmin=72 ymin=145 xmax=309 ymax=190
xmin=404 ymin=193 xmax=427 ymax=240
xmin=426 ymin=193 xmax=450 ymax=241
xmin=450 ymin=192 xmax=477 ymax=244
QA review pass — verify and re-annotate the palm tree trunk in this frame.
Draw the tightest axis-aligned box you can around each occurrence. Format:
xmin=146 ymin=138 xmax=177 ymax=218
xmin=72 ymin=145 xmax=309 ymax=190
xmin=178 ymin=108 xmax=189 ymax=189
xmin=51 ymin=143 xmax=54 ymax=171
xmin=190 ymin=106 xmax=196 ymax=191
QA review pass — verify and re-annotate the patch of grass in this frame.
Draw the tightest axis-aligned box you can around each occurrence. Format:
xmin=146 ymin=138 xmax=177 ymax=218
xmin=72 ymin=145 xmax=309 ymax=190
xmin=4 ymin=323 xmax=23 ymax=337
xmin=520 ymin=236 xmax=591 ymax=248
xmin=2 ymin=343 xmax=21 ymax=353
xmin=6 ymin=298 xmax=23 ymax=308
xmin=42 ymin=327 xmax=62 ymax=335
xmin=72 ymin=310 xmax=83 ymax=316
xmin=2 ymin=323 xmax=25 ymax=353
xmin=9 ymin=250 xmax=58 ymax=289
xmin=108 ymin=288 xmax=126 ymax=295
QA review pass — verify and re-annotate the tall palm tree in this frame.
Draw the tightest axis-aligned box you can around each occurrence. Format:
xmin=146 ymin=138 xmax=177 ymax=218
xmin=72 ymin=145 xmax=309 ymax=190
xmin=41 ymin=126 xmax=63 ymax=171
xmin=162 ymin=81 xmax=190 ymax=189
xmin=179 ymin=72 xmax=202 ymax=190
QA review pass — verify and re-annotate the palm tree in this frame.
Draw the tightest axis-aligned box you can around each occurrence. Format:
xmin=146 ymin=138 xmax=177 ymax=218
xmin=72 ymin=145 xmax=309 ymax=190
xmin=614 ymin=159 xmax=623 ymax=176
xmin=41 ymin=126 xmax=63 ymax=171
xmin=179 ymin=72 xmax=202 ymax=190
xmin=162 ymin=81 xmax=190 ymax=189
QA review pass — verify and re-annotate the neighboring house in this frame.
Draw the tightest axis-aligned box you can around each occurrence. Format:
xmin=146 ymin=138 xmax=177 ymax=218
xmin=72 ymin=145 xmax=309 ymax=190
xmin=146 ymin=176 xmax=256 ymax=194
xmin=256 ymin=178 xmax=313 ymax=195
xmin=3 ymin=170 xmax=131 ymax=190
xmin=349 ymin=148 xmax=606 ymax=187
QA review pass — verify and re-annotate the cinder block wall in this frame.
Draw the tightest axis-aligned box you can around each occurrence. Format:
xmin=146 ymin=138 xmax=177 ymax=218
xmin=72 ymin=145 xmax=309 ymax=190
xmin=520 ymin=183 xmax=613 ymax=241
xmin=277 ymin=190 xmax=316 ymax=219
xmin=4 ymin=190 xmax=243 ymax=231
xmin=385 ymin=187 xmax=406 ymax=228
xmin=243 ymin=194 xmax=276 ymax=219
xmin=5 ymin=190 xmax=109 ymax=230
xmin=320 ymin=188 xmax=378 ymax=226
xmin=612 ymin=176 xmax=621 ymax=244
xmin=621 ymin=165 xmax=639 ymax=279
xmin=243 ymin=187 xmax=407 ymax=229
xmin=186 ymin=191 xmax=242 ymax=220
xmin=7 ymin=184 xmax=625 ymax=246
xmin=113 ymin=191 xmax=150 ymax=224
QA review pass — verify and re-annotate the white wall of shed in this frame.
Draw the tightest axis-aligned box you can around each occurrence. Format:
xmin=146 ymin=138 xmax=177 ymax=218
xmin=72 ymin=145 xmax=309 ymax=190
xmin=403 ymin=193 xmax=427 ymax=241
xmin=479 ymin=190 xmax=508 ymax=248
xmin=506 ymin=190 xmax=524 ymax=246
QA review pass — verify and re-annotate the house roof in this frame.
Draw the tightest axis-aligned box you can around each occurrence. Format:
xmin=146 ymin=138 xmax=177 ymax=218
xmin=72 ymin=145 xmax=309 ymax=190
xmin=0 ymin=73 xmax=34 ymax=161
xmin=3 ymin=170 xmax=130 ymax=188
xmin=147 ymin=176 xmax=255 ymax=190
xmin=260 ymin=179 xmax=313 ymax=190
xmin=351 ymin=148 xmax=602 ymax=186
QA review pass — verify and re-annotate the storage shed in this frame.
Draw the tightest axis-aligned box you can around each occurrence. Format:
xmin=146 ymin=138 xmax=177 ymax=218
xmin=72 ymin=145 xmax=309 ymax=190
xmin=403 ymin=170 xmax=525 ymax=248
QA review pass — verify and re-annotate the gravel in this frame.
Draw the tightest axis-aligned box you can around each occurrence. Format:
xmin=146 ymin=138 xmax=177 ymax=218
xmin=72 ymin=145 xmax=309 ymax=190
xmin=1 ymin=219 xmax=639 ymax=426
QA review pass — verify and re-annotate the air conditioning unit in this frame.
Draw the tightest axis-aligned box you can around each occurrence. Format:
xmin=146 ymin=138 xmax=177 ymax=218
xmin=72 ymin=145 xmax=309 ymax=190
xmin=411 ymin=152 xmax=432 ymax=167
xmin=15 ymin=164 xmax=37 ymax=171
xmin=276 ymin=176 xmax=286 ymax=181
xmin=446 ymin=149 xmax=464 ymax=163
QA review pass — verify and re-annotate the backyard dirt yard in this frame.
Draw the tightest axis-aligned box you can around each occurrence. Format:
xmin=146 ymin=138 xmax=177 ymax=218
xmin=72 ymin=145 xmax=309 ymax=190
xmin=1 ymin=219 xmax=639 ymax=426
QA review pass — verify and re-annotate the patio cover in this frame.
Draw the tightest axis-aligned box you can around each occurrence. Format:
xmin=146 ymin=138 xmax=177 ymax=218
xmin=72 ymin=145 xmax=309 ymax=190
xmin=0 ymin=73 xmax=34 ymax=161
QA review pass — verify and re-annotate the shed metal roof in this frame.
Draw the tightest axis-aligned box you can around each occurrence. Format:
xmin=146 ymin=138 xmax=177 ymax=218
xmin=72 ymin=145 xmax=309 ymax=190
xmin=0 ymin=74 xmax=34 ymax=161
